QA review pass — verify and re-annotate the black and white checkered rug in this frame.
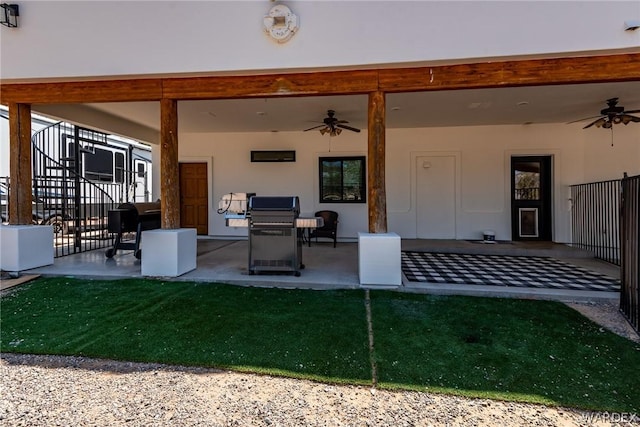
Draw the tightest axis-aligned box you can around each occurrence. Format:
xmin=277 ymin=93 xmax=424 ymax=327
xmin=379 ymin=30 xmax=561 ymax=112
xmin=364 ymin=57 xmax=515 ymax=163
xmin=402 ymin=252 xmax=620 ymax=292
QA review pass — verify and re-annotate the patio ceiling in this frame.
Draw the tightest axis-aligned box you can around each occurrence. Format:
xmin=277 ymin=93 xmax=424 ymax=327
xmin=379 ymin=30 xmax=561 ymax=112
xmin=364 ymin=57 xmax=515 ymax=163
xmin=76 ymin=81 xmax=640 ymax=135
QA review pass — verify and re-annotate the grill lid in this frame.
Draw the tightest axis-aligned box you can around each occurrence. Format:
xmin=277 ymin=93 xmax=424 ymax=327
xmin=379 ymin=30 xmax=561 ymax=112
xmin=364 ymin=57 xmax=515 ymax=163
xmin=117 ymin=201 xmax=161 ymax=215
xmin=249 ymin=196 xmax=300 ymax=213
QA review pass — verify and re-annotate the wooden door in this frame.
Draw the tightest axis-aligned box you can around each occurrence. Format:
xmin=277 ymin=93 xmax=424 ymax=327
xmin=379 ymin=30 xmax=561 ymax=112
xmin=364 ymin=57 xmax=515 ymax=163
xmin=179 ymin=162 xmax=208 ymax=235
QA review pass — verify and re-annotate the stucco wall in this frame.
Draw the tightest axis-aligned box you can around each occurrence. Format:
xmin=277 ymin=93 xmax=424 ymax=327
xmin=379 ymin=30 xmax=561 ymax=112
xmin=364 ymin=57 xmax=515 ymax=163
xmin=177 ymin=123 xmax=639 ymax=242
xmin=1 ymin=1 xmax=639 ymax=79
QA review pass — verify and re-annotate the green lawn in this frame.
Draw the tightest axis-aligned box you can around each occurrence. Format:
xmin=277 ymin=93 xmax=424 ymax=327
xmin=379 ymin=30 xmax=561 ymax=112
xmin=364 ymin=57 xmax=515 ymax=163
xmin=1 ymin=277 xmax=638 ymax=413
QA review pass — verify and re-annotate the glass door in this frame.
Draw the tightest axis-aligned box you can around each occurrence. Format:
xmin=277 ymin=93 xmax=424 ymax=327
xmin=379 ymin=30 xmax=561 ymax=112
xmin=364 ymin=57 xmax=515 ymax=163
xmin=511 ymin=156 xmax=552 ymax=241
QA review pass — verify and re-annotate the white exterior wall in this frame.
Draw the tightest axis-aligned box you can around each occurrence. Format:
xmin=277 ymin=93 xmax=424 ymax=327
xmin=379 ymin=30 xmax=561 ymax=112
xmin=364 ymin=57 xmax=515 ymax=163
xmin=1 ymin=1 xmax=639 ymax=79
xmin=3 ymin=1 xmax=638 ymax=244
xmin=179 ymin=124 xmax=639 ymax=242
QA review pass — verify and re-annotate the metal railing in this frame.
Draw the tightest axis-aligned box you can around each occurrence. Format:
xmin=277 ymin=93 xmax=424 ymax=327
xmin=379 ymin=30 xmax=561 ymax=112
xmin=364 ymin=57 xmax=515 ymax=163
xmin=620 ymin=173 xmax=639 ymax=332
xmin=31 ymin=123 xmax=122 ymax=257
xmin=570 ymin=179 xmax=621 ymax=265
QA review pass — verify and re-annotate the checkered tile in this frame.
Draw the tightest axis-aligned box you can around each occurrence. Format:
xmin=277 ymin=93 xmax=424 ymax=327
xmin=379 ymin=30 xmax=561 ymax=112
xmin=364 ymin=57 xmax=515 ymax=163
xmin=402 ymin=252 xmax=620 ymax=292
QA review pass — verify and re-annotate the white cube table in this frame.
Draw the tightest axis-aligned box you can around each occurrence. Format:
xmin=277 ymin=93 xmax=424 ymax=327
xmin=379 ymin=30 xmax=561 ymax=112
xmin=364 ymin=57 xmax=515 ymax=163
xmin=141 ymin=228 xmax=197 ymax=277
xmin=358 ymin=232 xmax=402 ymax=288
xmin=0 ymin=224 xmax=54 ymax=272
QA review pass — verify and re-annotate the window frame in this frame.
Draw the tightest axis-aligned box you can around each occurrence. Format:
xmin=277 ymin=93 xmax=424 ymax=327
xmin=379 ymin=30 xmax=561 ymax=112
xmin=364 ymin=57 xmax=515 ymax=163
xmin=318 ymin=156 xmax=366 ymax=204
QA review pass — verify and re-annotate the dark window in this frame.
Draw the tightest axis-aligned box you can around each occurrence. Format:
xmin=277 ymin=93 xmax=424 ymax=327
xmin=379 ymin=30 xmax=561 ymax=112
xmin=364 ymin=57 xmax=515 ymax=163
xmin=114 ymin=152 xmax=125 ymax=183
xmin=319 ymin=156 xmax=366 ymax=203
xmin=137 ymin=162 xmax=146 ymax=178
xmin=251 ymin=150 xmax=296 ymax=162
xmin=84 ymin=147 xmax=113 ymax=182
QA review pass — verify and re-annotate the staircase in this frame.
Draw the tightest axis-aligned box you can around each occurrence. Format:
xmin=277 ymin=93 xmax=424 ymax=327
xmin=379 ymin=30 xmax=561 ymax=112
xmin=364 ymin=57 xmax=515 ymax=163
xmin=30 ymin=122 xmax=124 ymax=257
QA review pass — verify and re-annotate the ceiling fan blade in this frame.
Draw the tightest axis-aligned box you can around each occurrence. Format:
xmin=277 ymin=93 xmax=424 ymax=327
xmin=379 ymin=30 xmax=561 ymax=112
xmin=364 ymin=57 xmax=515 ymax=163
xmin=583 ymin=117 xmax=606 ymax=129
xmin=303 ymin=124 xmax=326 ymax=132
xmin=623 ymin=109 xmax=640 ymax=114
xmin=621 ymin=114 xmax=640 ymax=125
xmin=567 ymin=115 xmax=601 ymax=124
xmin=336 ymin=124 xmax=361 ymax=133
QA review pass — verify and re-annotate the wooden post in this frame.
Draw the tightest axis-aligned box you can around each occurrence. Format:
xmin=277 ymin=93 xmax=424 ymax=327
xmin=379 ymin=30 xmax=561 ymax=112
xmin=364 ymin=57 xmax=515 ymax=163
xmin=8 ymin=103 xmax=33 ymax=225
xmin=367 ymin=91 xmax=387 ymax=233
xmin=160 ymin=98 xmax=180 ymax=229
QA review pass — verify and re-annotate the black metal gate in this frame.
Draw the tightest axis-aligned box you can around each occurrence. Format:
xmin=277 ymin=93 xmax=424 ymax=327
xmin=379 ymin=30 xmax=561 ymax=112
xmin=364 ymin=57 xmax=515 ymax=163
xmin=570 ymin=179 xmax=621 ymax=265
xmin=620 ymin=173 xmax=640 ymax=332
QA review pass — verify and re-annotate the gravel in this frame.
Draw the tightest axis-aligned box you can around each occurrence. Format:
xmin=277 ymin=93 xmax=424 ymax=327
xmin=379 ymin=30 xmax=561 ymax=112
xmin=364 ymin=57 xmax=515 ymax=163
xmin=3 ymin=352 xmax=639 ymax=427
xmin=564 ymin=301 xmax=640 ymax=344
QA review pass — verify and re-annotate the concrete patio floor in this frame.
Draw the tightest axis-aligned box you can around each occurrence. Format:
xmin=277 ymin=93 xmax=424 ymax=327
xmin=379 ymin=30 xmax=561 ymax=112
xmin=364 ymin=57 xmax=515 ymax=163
xmin=14 ymin=238 xmax=621 ymax=303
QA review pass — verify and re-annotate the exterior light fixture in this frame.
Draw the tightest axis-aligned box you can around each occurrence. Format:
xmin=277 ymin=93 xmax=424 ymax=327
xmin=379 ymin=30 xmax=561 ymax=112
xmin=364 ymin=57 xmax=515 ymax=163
xmin=0 ymin=3 xmax=19 ymax=28
xmin=624 ymin=20 xmax=640 ymax=31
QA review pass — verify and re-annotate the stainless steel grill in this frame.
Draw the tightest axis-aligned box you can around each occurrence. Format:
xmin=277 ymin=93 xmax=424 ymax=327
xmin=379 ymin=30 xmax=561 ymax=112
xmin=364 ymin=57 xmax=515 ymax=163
xmin=248 ymin=196 xmax=303 ymax=276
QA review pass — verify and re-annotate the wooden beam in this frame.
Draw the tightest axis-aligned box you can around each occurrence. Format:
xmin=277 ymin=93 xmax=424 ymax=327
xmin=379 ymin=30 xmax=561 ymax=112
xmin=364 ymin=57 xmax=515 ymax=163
xmin=367 ymin=91 xmax=387 ymax=234
xmin=379 ymin=53 xmax=640 ymax=92
xmin=162 ymin=70 xmax=379 ymax=100
xmin=0 ymin=79 xmax=163 ymax=104
xmin=1 ymin=53 xmax=638 ymax=104
xmin=160 ymin=99 xmax=180 ymax=229
xmin=8 ymin=103 xmax=33 ymax=225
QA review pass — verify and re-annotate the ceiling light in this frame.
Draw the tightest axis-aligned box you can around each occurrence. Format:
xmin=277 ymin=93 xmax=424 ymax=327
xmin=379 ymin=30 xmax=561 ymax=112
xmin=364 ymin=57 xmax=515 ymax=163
xmin=256 ymin=111 xmax=266 ymax=116
xmin=391 ymin=107 xmax=401 ymax=111
xmin=517 ymin=101 xmax=529 ymax=107
xmin=468 ymin=102 xmax=491 ymax=109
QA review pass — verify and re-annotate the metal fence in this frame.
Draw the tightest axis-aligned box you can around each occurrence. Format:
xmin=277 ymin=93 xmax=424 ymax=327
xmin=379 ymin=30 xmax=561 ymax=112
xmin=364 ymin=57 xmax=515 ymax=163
xmin=570 ymin=179 xmax=621 ymax=265
xmin=30 ymin=123 xmax=125 ymax=258
xmin=620 ymin=173 xmax=639 ymax=332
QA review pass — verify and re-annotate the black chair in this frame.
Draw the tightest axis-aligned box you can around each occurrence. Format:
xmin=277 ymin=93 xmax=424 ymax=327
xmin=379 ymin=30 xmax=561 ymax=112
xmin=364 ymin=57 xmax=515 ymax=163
xmin=309 ymin=210 xmax=338 ymax=247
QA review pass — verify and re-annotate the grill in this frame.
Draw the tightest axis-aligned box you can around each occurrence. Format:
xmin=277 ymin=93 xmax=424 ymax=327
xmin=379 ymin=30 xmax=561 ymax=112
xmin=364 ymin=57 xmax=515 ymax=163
xmin=105 ymin=202 xmax=161 ymax=259
xmin=248 ymin=196 xmax=303 ymax=276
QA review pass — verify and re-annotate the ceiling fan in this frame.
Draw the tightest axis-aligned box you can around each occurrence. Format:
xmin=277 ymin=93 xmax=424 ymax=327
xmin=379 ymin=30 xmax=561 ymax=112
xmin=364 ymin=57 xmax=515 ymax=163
xmin=303 ymin=110 xmax=361 ymax=136
xmin=569 ymin=98 xmax=640 ymax=129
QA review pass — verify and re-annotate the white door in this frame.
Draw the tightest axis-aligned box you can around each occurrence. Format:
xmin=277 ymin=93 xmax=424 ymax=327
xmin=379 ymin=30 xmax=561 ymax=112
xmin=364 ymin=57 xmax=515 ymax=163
xmin=416 ymin=156 xmax=456 ymax=239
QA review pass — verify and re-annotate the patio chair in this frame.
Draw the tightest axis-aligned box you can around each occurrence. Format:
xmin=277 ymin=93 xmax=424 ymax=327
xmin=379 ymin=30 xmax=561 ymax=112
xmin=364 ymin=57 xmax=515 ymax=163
xmin=309 ymin=210 xmax=338 ymax=247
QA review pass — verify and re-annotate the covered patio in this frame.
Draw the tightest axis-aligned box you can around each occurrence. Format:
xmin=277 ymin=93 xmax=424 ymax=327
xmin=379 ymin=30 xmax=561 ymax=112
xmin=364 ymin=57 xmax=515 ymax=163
xmin=15 ymin=238 xmax=621 ymax=303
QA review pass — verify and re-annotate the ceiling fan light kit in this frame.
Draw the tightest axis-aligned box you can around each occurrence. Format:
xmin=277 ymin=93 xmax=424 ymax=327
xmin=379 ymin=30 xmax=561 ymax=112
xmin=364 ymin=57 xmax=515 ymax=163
xmin=303 ymin=110 xmax=360 ymax=137
xmin=569 ymin=98 xmax=640 ymax=129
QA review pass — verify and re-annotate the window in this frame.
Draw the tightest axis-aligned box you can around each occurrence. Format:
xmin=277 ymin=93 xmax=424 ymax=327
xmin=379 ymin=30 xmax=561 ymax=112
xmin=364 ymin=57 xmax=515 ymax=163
xmin=251 ymin=150 xmax=296 ymax=162
xmin=84 ymin=147 xmax=114 ymax=182
xmin=319 ymin=156 xmax=366 ymax=203
xmin=114 ymin=152 xmax=125 ymax=183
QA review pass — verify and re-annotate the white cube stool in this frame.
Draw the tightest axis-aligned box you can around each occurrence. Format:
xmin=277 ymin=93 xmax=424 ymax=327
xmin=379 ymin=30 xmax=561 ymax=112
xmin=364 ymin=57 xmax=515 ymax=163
xmin=141 ymin=228 xmax=197 ymax=277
